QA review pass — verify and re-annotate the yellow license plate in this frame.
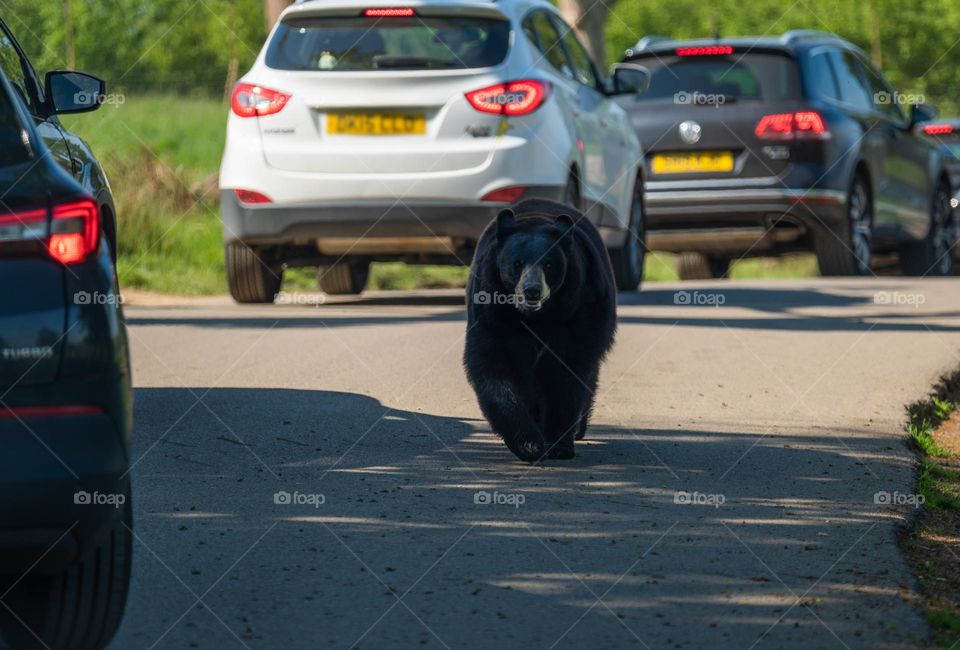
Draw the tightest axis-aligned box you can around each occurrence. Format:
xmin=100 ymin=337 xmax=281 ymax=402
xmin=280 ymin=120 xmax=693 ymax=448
xmin=651 ymin=151 xmax=734 ymax=174
xmin=327 ymin=113 xmax=426 ymax=135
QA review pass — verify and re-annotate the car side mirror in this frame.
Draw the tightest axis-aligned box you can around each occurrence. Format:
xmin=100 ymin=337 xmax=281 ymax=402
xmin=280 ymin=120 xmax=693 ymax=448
xmin=607 ymin=63 xmax=649 ymax=96
xmin=909 ymin=102 xmax=938 ymax=128
xmin=44 ymin=71 xmax=105 ymax=115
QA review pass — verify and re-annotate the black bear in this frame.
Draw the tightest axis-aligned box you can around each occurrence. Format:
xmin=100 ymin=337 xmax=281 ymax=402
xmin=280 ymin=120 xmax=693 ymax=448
xmin=463 ymin=199 xmax=618 ymax=463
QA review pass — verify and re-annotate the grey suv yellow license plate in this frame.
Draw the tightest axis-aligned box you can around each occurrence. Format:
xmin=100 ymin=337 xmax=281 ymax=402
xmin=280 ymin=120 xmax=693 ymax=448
xmin=651 ymin=151 xmax=734 ymax=174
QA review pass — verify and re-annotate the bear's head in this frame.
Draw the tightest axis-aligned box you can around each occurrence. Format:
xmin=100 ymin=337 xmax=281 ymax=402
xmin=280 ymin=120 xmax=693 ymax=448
xmin=494 ymin=208 xmax=575 ymax=315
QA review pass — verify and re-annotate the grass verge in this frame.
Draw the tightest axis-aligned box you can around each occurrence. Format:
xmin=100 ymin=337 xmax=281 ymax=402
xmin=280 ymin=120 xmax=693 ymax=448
xmin=903 ymin=370 xmax=960 ymax=648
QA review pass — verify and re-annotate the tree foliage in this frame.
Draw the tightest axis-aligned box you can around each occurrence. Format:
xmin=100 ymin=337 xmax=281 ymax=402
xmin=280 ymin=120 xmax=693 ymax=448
xmin=605 ymin=0 xmax=960 ymax=113
xmin=3 ymin=0 xmax=265 ymax=96
xmin=3 ymin=0 xmax=960 ymax=114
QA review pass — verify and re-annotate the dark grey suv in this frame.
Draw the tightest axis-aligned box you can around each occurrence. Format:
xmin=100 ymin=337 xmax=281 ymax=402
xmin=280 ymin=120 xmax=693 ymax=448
xmin=616 ymin=30 xmax=953 ymax=279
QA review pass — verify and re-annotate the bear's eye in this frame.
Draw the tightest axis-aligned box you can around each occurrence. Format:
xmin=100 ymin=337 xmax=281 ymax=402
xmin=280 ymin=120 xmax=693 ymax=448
xmin=513 ymin=260 xmax=524 ymax=271
xmin=544 ymin=262 xmax=552 ymax=270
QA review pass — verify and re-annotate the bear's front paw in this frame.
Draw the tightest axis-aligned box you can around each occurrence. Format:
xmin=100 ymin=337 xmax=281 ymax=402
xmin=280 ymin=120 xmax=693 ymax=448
xmin=547 ymin=438 xmax=575 ymax=460
xmin=507 ymin=438 xmax=547 ymax=463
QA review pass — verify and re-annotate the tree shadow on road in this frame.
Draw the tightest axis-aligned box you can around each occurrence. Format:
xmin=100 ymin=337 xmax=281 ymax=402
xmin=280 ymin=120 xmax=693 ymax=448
xmin=115 ymin=386 xmax=929 ymax=650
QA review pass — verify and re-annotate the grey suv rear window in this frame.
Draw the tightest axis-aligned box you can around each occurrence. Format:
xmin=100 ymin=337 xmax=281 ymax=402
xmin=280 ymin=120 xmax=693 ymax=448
xmin=266 ymin=15 xmax=511 ymax=71
xmin=627 ymin=53 xmax=801 ymax=102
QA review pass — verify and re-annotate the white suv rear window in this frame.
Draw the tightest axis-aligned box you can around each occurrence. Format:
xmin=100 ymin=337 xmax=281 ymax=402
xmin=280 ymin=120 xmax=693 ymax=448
xmin=266 ymin=15 xmax=511 ymax=71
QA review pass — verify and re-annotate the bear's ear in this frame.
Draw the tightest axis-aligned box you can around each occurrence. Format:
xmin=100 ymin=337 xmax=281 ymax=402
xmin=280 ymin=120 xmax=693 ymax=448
xmin=554 ymin=213 xmax=577 ymax=237
xmin=496 ymin=209 xmax=516 ymax=242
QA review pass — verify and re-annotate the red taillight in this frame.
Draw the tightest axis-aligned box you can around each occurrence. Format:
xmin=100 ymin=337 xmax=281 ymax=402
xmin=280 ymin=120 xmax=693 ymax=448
xmin=231 ymin=83 xmax=290 ymax=118
xmin=363 ymin=7 xmax=415 ymax=17
xmin=0 ymin=206 xmax=47 ymax=243
xmin=481 ymin=186 xmax=526 ymax=203
xmin=0 ymin=199 xmax=98 ymax=263
xmin=49 ymin=199 xmax=99 ymax=264
xmin=234 ymin=189 xmax=273 ymax=205
xmin=465 ymin=80 xmax=550 ymax=116
xmin=0 ymin=405 xmax=104 ymax=420
xmin=924 ymin=124 xmax=954 ymax=135
xmin=755 ymin=111 xmax=830 ymax=141
xmin=675 ymin=45 xmax=734 ymax=57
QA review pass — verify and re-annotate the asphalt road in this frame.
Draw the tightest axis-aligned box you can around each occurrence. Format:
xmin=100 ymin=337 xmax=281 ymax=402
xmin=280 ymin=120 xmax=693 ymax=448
xmin=111 ymin=278 xmax=960 ymax=650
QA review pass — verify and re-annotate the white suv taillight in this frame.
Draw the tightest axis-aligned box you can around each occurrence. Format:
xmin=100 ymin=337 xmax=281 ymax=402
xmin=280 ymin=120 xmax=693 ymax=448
xmin=465 ymin=80 xmax=550 ymax=116
xmin=231 ymin=83 xmax=291 ymax=118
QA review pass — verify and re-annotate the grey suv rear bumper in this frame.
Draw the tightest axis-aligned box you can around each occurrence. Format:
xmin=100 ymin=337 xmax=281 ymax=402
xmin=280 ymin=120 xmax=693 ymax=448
xmin=645 ymin=186 xmax=847 ymax=254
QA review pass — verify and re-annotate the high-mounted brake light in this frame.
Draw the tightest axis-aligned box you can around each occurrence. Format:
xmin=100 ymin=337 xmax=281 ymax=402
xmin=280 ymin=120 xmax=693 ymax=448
xmin=231 ymin=83 xmax=290 ymax=118
xmin=49 ymin=199 xmax=99 ymax=264
xmin=363 ymin=7 xmax=415 ymax=17
xmin=675 ymin=45 xmax=734 ymax=57
xmin=755 ymin=111 xmax=830 ymax=141
xmin=924 ymin=124 xmax=954 ymax=135
xmin=465 ymin=80 xmax=550 ymax=116
xmin=234 ymin=189 xmax=273 ymax=205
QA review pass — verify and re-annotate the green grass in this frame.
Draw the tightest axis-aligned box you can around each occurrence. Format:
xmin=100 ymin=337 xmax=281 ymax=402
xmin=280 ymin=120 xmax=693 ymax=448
xmin=61 ymin=95 xmax=228 ymax=294
xmin=60 ymin=94 xmax=822 ymax=295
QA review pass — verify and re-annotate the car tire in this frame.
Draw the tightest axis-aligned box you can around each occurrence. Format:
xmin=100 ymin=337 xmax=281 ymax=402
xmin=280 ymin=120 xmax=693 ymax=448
xmin=608 ymin=177 xmax=645 ymax=291
xmin=815 ymin=173 xmax=873 ymax=276
xmin=226 ymin=242 xmax=282 ymax=303
xmin=676 ymin=252 xmax=730 ymax=280
xmin=900 ymin=179 xmax=955 ymax=276
xmin=318 ymin=261 xmax=370 ymax=295
xmin=0 ymin=493 xmax=132 ymax=650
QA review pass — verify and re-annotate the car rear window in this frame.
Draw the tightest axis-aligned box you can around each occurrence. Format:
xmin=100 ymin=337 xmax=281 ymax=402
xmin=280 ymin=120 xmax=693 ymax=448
xmin=626 ymin=52 xmax=801 ymax=103
xmin=265 ymin=15 xmax=511 ymax=71
xmin=0 ymin=88 xmax=30 ymax=167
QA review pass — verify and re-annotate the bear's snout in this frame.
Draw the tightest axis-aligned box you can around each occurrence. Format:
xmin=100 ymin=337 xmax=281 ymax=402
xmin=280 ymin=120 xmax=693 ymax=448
xmin=514 ymin=265 xmax=551 ymax=313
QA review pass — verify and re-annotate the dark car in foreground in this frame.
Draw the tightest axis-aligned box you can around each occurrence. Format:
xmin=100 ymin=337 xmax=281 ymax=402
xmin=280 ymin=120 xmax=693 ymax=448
xmin=0 ymin=52 xmax=132 ymax=650
xmin=616 ymin=30 xmax=954 ymax=279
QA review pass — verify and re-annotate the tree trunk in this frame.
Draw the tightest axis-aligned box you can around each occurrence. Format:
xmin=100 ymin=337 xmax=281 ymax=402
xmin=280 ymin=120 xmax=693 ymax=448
xmin=63 ymin=0 xmax=76 ymax=69
xmin=557 ymin=0 xmax=616 ymax=68
xmin=264 ymin=0 xmax=294 ymax=34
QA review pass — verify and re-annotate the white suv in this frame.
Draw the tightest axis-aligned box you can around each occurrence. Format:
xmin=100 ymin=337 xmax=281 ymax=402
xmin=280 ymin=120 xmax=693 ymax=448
xmin=219 ymin=0 xmax=647 ymax=302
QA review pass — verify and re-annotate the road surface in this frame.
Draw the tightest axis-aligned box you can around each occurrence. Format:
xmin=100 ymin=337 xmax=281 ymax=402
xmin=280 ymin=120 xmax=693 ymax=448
xmin=111 ymin=278 xmax=960 ymax=649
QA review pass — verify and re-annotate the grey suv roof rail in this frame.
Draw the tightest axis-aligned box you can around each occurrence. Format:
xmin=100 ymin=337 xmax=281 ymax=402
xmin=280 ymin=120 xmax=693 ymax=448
xmin=781 ymin=29 xmax=843 ymax=44
xmin=627 ymin=35 xmax=672 ymax=56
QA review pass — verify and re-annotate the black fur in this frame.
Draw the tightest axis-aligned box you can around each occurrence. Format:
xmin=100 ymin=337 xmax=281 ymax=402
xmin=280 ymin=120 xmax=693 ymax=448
xmin=463 ymin=199 xmax=618 ymax=462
